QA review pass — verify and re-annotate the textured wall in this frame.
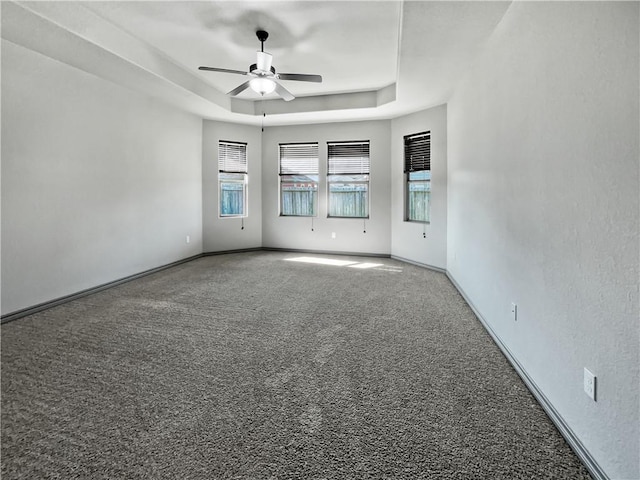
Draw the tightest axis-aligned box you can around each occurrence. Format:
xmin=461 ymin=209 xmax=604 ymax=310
xmin=447 ymin=2 xmax=639 ymax=478
xmin=391 ymin=105 xmax=447 ymax=269
xmin=202 ymin=120 xmax=262 ymax=252
xmin=1 ymin=40 xmax=203 ymax=315
xmin=261 ymin=121 xmax=391 ymax=255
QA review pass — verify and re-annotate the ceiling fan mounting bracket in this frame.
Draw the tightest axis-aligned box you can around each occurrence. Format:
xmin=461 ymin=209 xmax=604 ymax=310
xmin=256 ymin=30 xmax=269 ymax=47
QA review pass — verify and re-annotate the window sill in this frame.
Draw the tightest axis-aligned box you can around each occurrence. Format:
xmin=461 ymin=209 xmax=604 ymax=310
xmin=405 ymin=219 xmax=430 ymax=225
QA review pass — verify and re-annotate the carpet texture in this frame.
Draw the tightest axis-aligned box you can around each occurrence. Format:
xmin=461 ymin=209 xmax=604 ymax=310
xmin=2 ymin=251 xmax=592 ymax=479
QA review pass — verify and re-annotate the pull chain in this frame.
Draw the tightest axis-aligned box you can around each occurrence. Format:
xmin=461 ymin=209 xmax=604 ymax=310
xmin=241 ymin=217 xmax=244 ymax=230
xmin=423 ymin=193 xmax=427 ymax=238
xmin=363 ymin=219 xmax=367 ymax=234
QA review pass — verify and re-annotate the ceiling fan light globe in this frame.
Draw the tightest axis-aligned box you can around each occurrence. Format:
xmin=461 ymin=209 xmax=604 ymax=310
xmin=250 ymin=77 xmax=276 ymax=95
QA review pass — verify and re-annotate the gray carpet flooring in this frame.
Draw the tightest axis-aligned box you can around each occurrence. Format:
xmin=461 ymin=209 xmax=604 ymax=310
xmin=2 ymin=251 xmax=592 ymax=479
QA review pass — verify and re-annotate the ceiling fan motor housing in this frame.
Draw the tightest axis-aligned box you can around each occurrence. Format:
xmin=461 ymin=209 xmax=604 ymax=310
xmin=254 ymin=31 xmax=273 ymax=74
xmin=250 ymin=64 xmax=276 ymax=75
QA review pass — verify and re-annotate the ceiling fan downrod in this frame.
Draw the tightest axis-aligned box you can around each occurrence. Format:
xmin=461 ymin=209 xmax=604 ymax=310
xmin=256 ymin=30 xmax=268 ymax=52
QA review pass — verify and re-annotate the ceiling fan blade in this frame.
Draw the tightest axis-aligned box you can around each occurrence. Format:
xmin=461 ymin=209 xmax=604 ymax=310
xmin=278 ymin=73 xmax=322 ymax=83
xmin=274 ymin=82 xmax=295 ymax=102
xmin=227 ymin=80 xmax=252 ymax=97
xmin=199 ymin=66 xmax=248 ymax=76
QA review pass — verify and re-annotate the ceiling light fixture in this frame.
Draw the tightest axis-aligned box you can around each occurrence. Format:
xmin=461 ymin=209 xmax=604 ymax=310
xmin=199 ymin=30 xmax=321 ymax=101
xmin=250 ymin=77 xmax=276 ymax=96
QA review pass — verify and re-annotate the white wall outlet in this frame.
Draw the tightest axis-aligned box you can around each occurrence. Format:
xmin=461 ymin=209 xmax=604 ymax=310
xmin=186 ymin=235 xmax=190 ymax=244
xmin=331 ymin=232 xmax=336 ymax=239
xmin=510 ymin=302 xmax=517 ymax=321
xmin=584 ymin=368 xmax=596 ymax=401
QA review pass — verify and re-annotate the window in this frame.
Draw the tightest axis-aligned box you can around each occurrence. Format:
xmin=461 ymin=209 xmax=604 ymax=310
xmin=327 ymin=141 xmax=370 ymax=218
xmin=404 ymin=131 xmax=431 ymax=223
xmin=218 ymin=141 xmax=247 ymax=217
xmin=279 ymin=143 xmax=319 ymax=216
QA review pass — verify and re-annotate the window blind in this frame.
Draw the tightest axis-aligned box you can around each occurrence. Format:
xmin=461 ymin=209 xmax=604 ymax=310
xmin=219 ymin=141 xmax=248 ymax=173
xmin=279 ymin=143 xmax=319 ymax=175
xmin=328 ymin=141 xmax=370 ymax=175
xmin=404 ymin=131 xmax=430 ymax=173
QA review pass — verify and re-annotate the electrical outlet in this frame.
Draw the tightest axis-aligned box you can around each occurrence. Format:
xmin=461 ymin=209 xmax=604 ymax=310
xmin=510 ymin=303 xmax=517 ymax=321
xmin=584 ymin=368 xmax=596 ymax=401
xmin=186 ymin=235 xmax=190 ymax=244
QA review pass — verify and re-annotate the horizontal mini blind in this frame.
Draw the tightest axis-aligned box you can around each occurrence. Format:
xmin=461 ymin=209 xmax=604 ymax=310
xmin=404 ymin=131 xmax=430 ymax=172
xmin=328 ymin=141 xmax=370 ymax=175
xmin=219 ymin=141 xmax=247 ymax=173
xmin=279 ymin=143 xmax=319 ymax=174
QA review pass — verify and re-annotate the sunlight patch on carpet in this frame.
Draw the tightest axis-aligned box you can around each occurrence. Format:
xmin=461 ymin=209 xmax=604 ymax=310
xmin=348 ymin=262 xmax=383 ymax=269
xmin=285 ymin=257 xmax=385 ymax=270
xmin=285 ymin=257 xmax=357 ymax=267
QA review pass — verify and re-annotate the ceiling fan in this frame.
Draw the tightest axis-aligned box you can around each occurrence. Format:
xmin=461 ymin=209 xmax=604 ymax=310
xmin=198 ymin=30 xmax=322 ymax=102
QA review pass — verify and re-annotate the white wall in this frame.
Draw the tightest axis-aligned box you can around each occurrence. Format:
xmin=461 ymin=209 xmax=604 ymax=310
xmin=261 ymin=121 xmax=391 ymax=255
xmin=447 ymin=3 xmax=639 ymax=479
xmin=202 ymin=120 xmax=262 ymax=252
xmin=1 ymin=40 xmax=203 ymax=315
xmin=391 ymin=105 xmax=447 ymax=269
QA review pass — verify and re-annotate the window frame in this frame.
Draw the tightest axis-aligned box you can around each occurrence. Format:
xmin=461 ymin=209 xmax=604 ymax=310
xmin=218 ymin=140 xmax=248 ymax=218
xmin=279 ymin=142 xmax=319 ymax=217
xmin=404 ymin=131 xmax=431 ymax=224
xmin=327 ymin=140 xmax=371 ymax=219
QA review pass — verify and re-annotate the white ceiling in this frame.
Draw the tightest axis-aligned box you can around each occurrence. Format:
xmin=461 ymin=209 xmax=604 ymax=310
xmin=2 ymin=1 xmax=512 ymax=126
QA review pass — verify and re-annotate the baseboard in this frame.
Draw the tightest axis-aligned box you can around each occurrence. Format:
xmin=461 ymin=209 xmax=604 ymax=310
xmin=204 ymin=247 xmax=389 ymax=258
xmin=202 ymin=247 xmax=263 ymax=256
xmin=262 ymin=247 xmax=390 ymax=258
xmin=390 ymin=254 xmax=446 ymax=273
xmin=1 ymin=254 xmax=204 ymax=324
xmin=445 ymin=272 xmax=608 ymax=480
